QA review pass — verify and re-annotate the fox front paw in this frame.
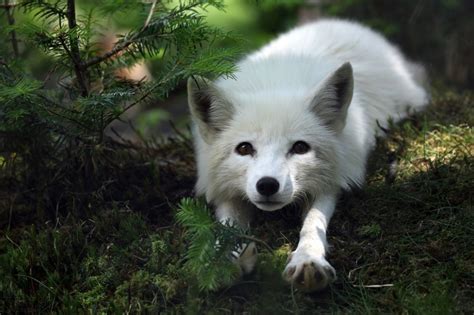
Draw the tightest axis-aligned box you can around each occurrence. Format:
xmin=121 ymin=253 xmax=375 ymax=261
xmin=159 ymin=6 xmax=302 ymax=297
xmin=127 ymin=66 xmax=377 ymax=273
xmin=282 ymin=250 xmax=336 ymax=292
xmin=231 ymin=242 xmax=258 ymax=275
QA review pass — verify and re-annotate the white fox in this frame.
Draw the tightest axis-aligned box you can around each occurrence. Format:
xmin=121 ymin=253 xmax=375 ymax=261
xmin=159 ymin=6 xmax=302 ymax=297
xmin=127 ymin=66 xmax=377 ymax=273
xmin=187 ymin=19 xmax=428 ymax=291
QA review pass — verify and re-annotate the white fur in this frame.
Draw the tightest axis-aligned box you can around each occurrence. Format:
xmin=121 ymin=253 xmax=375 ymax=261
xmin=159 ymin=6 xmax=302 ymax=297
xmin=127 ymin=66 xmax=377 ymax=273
xmin=188 ymin=19 xmax=428 ymax=291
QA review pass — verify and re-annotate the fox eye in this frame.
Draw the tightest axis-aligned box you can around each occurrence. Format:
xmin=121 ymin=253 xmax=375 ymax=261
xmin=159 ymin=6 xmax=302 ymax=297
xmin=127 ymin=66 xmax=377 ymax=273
xmin=291 ymin=141 xmax=310 ymax=154
xmin=235 ymin=142 xmax=254 ymax=156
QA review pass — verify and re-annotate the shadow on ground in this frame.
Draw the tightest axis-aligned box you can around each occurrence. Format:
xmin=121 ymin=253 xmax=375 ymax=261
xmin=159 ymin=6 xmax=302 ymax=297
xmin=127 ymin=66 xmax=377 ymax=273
xmin=0 ymin=91 xmax=472 ymax=313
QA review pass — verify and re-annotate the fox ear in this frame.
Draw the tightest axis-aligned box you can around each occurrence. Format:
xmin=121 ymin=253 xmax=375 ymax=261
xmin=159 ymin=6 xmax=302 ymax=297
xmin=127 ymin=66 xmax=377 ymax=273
xmin=310 ymin=62 xmax=354 ymax=132
xmin=187 ymin=76 xmax=233 ymax=142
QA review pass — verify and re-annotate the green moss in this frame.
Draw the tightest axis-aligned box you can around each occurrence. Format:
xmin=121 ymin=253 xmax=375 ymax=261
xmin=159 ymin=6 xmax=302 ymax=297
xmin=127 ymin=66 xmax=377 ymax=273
xmin=1 ymin=91 xmax=473 ymax=313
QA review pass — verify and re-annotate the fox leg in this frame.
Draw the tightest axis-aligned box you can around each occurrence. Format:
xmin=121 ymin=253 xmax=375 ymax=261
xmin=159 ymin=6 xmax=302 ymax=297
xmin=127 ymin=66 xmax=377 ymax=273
xmin=215 ymin=200 xmax=257 ymax=275
xmin=283 ymin=193 xmax=337 ymax=291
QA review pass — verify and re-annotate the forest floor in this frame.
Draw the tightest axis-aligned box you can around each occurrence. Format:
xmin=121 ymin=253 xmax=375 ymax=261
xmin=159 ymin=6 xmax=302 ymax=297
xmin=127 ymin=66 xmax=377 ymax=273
xmin=1 ymin=89 xmax=473 ymax=314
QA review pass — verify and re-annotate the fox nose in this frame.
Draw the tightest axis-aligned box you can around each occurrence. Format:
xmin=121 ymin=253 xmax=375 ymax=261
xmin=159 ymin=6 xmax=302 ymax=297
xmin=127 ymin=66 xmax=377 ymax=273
xmin=256 ymin=177 xmax=280 ymax=196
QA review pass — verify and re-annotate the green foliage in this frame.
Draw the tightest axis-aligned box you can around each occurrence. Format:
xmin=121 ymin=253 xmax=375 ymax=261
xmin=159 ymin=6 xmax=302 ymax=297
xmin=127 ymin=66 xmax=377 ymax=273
xmin=0 ymin=0 xmax=240 ymax=222
xmin=176 ymin=198 xmax=244 ymax=291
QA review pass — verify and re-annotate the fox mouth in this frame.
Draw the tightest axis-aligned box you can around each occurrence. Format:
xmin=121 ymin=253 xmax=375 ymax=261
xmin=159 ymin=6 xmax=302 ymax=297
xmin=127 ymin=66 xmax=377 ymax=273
xmin=256 ymin=200 xmax=282 ymax=205
xmin=254 ymin=200 xmax=286 ymax=211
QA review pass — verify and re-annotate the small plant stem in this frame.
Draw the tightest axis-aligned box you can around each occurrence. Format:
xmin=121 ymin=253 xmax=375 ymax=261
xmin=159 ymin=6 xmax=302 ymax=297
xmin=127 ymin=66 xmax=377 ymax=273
xmin=66 ymin=0 xmax=88 ymax=96
xmin=143 ymin=0 xmax=158 ymax=30
xmin=3 ymin=0 xmax=19 ymax=58
xmin=83 ymin=37 xmax=134 ymax=69
xmin=238 ymin=235 xmax=273 ymax=253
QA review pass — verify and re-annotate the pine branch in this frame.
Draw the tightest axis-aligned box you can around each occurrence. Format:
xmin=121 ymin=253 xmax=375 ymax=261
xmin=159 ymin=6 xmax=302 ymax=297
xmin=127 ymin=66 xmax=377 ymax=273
xmin=66 ymin=0 xmax=88 ymax=96
xmin=3 ymin=0 xmax=19 ymax=58
xmin=176 ymin=198 xmax=270 ymax=291
xmin=82 ymin=36 xmax=135 ymax=69
xmin=82 ymin=0 xmax=217 ymax=68
xmin=110 ymin=61 xmax=180 ymax=122
xmin=21 ymin=0 xmax=67 ymax=22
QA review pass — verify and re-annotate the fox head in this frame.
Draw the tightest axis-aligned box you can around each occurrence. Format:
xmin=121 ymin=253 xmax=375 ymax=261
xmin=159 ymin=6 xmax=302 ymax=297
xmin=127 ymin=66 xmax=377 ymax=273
xmin=188 ymin=62 xmax=354 ymax=211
